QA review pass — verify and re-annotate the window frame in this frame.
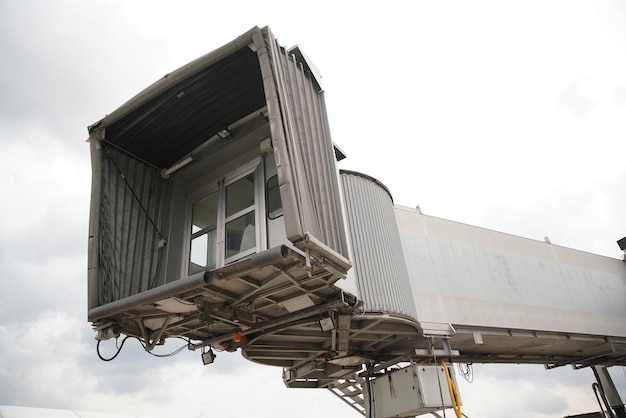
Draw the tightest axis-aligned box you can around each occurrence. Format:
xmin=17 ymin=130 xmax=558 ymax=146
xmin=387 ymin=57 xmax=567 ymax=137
xmin=184 ymin=158 xmax=266 ymax=275
xmin=265 ymin=174 xmax=284 ymax=220
xmin=189 ymin=189 xmax=220 ymax=273
xmin=222 ymin=168 xmax=258 ymax=264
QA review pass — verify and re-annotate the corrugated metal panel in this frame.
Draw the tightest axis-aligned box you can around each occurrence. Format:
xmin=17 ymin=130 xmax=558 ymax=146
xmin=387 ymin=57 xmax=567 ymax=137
xmin=97 ymin=144 xmax=169 ymax=304
xmin=395 ymin=205 xmax=626 ymax=338
xmin=257 ymin=28 xmax=349 ymax=262
xmin=340 ymin=171 xmax=417 ymax=318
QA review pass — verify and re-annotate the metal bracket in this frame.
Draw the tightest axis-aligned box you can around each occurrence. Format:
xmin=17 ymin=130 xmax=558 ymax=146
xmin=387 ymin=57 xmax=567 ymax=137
xmin=416 ymin=335 xmax=460 ymax=358
xmin=139 ymin=316 xmax=173 ymax=352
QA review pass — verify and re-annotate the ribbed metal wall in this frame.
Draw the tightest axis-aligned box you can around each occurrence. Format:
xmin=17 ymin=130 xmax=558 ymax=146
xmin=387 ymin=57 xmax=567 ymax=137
xmin=257 ymin=27 xmax=349 ymax=261
xmin=340 ymin=171 xmax=417 ymax=318
xmin=98 ymin=144 xmax=169 ymax=304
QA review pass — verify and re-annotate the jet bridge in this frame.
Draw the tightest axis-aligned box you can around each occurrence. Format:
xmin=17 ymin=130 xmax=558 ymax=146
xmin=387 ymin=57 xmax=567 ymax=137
xmin=86 ymin=26 xmax=626 ymax=418
xmin=340 ymin=170 xmax=626 ymax=368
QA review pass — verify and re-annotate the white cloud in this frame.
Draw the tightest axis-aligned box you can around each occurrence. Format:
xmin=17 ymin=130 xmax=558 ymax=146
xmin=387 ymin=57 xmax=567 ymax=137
xmin=455 ymin=364 xmax=625 ymax=418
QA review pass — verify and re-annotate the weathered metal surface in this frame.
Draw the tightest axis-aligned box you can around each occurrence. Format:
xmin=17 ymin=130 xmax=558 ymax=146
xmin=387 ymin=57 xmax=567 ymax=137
xmin=340 ymin=171 xmax=416 ymax=318
xmin=91 ymin=246 xmax=352 ymax=345
xmin=87 ymin=26 xmax=350 ymax=321
xmin=96 ymin=145 xmax=170 ymax=305
xmin=86 ymin=29 xmax=626 ymax=412
xmin=396 ymin=205 xmax=626 ymax=366
xmin=257 ymin=27 xmax=349 ymax=258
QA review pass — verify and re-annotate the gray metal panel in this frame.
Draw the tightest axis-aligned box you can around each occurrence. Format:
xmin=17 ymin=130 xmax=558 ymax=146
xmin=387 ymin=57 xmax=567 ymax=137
xmin=341 ymin=171 xmax=417 ymax=318
xmin=395 ymin=206 xmax=626 ymax=338
xmin=256 ymin=27 xmax=349 ymax=261
xmin=87 ymin=135 xmax=102 ymax=311
xmin=368 ymin=364 xmax=458 ymax=417
xmin=96 ymin=144 xmax=169 ymax=305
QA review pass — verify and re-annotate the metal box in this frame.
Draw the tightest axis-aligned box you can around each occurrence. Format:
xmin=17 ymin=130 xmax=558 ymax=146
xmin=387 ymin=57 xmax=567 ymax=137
xmin=369 ymin=364 xmax=459 ymax=418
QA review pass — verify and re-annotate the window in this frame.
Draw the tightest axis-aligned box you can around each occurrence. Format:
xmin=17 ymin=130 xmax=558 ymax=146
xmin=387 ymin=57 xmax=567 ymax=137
xmin=224 ymin=173 xmax=256 ymax=261
xmin=266 ymin=175 xmax=283 ymax=219
xmin=189 ymin=192 xmax=218 ymax=274
xmin=188 ymin=164 xmax=261 ymax=274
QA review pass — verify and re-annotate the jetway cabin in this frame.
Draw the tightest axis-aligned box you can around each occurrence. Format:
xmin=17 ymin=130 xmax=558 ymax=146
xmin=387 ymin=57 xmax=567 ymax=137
xmin=87 ymin=26 xmax=626 ymax=417
xmin=87 ymin=26 xmax=356 ymax=351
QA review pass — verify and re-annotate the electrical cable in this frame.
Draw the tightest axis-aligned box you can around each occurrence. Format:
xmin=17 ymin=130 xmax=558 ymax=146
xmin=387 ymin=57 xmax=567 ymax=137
xmin=137 ymin=336 xmax=191 ymax=357
xmin=96 ymin=336 xmax=133 ymax=362
xmin=440 ymin=361 xmax=463 ymax=418
xmin=96 ymin=336 xmax=192 ymax=361
xmin=146 ymin=344 xmax=188 ymax=358
xmin=457 ymin=362 xmax=473 ymax=383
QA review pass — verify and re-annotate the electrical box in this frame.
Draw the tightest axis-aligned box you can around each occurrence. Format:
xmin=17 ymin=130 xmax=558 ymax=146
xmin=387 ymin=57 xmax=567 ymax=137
xmin=368 ymin=363 xmax=460 ymax=418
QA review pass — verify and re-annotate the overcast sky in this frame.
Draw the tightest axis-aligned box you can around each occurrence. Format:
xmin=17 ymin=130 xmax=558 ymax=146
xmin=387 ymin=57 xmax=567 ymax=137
xmin=1 ymin=1 xmax=625 ymax=417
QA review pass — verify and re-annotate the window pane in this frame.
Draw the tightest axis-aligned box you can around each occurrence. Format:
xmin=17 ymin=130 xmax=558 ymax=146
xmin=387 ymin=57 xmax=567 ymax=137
xmin=192 ymin=192 xmax=218 ymax=233
xmin=225 ymin=212 xmax=255 ymax=259
xmin=190 ymin=234 xmax=207 ymax=272
xmin=189 ymin=229 xmax=216 ymax=273
xmin=266 ymin=175 xmax=283 ymax=219
xmin=226 ymin=173 xmax=255 ymax=218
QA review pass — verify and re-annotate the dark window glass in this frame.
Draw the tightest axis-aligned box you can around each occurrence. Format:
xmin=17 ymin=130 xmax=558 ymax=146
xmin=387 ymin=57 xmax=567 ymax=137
xmin=266 ymin=175 xmax=283 ymax=219
xmin=226 ymin=173 xmax=255 ymax=217
xmin=225 ymin=212 xmax=256 ymax=259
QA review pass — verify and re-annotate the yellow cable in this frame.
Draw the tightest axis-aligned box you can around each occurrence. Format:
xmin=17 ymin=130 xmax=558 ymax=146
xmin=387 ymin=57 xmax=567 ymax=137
xmin=440 ymin=361 xmax=462 ymax=418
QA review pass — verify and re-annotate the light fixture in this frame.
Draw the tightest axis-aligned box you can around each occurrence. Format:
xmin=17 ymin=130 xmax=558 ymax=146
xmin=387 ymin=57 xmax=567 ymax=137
xmin=202 ymin=348 xmax=216 ymax=365
xmin=319 ymin=316 xmax=335 ymax=332
xmin=217 ymin=128 xmax=231 ymax=139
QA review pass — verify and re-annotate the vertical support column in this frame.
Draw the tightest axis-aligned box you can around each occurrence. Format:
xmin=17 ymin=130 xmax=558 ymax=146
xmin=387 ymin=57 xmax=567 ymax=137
xmin=592 ymin=366 xmax=626 ymax=418
xmin=87 ymin=130 xmax=103 ymax=312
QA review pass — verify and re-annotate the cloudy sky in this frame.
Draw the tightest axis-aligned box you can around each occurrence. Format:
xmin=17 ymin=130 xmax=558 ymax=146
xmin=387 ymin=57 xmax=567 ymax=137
xmin=1 ymin=1 xmax=625 ymax=417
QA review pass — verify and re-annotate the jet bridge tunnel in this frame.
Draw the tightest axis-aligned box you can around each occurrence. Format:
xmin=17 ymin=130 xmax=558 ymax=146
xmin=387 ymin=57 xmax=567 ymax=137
xmin=87 ymin=26 xmax=626 ymax=417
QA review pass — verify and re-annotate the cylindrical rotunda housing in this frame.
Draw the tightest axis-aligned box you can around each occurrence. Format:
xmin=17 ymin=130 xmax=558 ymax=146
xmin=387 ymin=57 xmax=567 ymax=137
xmin=340 ymin=170 xmax=417 ymax=319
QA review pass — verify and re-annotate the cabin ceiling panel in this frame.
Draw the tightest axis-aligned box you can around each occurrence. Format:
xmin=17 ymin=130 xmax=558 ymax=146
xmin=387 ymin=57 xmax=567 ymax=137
xmin=104 ymin=47 xmax=265 ymax=169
